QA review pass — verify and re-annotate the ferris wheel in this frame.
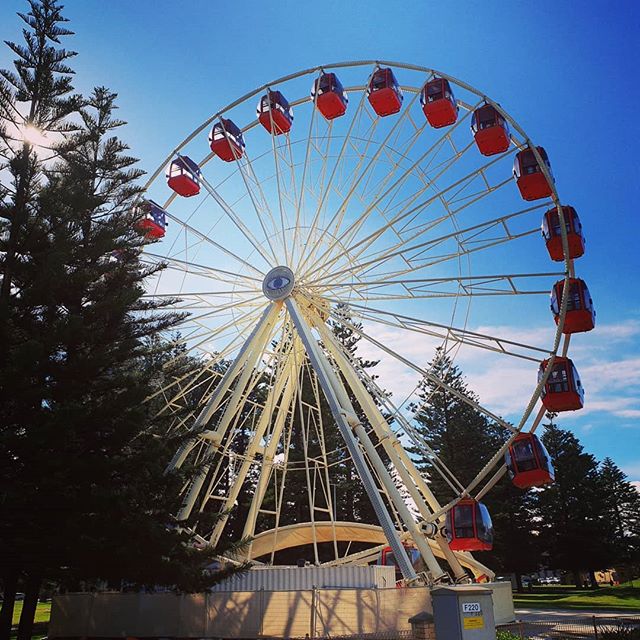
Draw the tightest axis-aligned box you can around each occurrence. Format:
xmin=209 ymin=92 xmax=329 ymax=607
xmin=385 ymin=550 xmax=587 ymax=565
xmin=139 ymin=61 xmax=593 ymax=585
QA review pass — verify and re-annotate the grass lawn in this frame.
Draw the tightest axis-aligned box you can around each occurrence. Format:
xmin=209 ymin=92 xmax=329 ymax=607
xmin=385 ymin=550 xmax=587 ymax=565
xmin=513 ymin=585 xmax=640 ymax=611
xmin=10 ymin=601 xmax=50 ymax=640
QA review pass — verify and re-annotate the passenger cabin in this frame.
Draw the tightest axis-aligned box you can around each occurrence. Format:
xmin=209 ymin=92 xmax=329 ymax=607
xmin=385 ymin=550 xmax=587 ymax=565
xmin=209 ymin=118 xmax=245 ymax=162
xmin=312 ymin=72 xmax=348 ymax=120
xmin=539 ymin=357 xmax=584 ymax=412
xmin=379 ymin=544 xmax=424 ymax=582
xmin=167 ymin=156 xmax=201 ymax=197
xmin=421 ymin=78 xmax=458 ymax=128
xmin=445 ymin=498 xmax=493 ymax=552
xmin=367 ymin=68 xmax=403 ymax=117
xmin=542 ymin=206 xmax=586 ymax=262
xmin=257 ymin=90 xmax=293 ymax=135
xmin=471 ymin=104 xmax=510 ymax=156
xmin=550 ymin=278 xmax=596 ymax=334
xmin=514 ymin=146 xmax=554 ymax=201
xmin=136 ymin=199 xmax=168 ymax=239
xmin=506 ymin=433 xmax=554 ymax=489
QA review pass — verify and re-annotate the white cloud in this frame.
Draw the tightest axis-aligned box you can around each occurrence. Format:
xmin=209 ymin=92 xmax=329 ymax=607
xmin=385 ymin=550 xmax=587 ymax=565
xmin=355 ymin=318 xmax=640 ymax=423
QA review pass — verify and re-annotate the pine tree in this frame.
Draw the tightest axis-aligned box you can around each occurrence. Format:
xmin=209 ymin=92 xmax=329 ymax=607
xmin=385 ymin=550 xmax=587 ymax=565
xmin=484 ymin=477 xmax=541 ymax=590
xmin=0 ymin=81 xmax=233 ymax=638
xmin=598 ymin=457 xmax=640 ymax=571
xmin=0 ymin=0 xmax=80 ymax=322
xmin=534 ymin=416 xmax=612 ymax=586
xmin=0 ymin=3 xmax=79 ymax=636
xmin=409 ymin=349 xmax=503 ymax=503
xmin=327 ymin=304 xmax=387 ymax=525
xmin=409 ymin=349 xmax=540 ymax=584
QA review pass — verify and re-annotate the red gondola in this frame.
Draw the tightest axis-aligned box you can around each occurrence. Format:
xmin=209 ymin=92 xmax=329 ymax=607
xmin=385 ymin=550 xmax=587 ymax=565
xmin=312 ymin=72 xmax=348 ymax=120
xmin=471 ymin=104 xmax=510 ymax=156
xmin=209 ymin=118 xmax=245 ymax=162
xmin=136 ymin=199 xmax=168 ymax=239
xmin=542 ymin=206 xmax=586 ymax=262
xmin=379 ymin=544 xmax=424 ymax=582
xmin=550 ymin=278 xmax=595 ymax=334
xmin=421 ymin=78 xmax=458 ymax=128
xmin=257 ymin=90 xmax=293 ymax=135
xmin=166 ymin=156 xmax=201 ymax=197
xmin=506 ymin=433 xmax=554 ymax=489
xmin=367 ymin=67 xmax=403 ymax=117
xmin=445 ymin=499 xmax=493 ymax=552
xmin=513 ymin=146 xmax=554 ymax=201
xmin=539 ymin=357 xmax=584 ymax=412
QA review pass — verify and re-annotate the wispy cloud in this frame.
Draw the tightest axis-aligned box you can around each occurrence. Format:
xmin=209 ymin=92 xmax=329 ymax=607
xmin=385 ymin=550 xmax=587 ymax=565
xmin=356 ymin=318 xmax=640 ymax=424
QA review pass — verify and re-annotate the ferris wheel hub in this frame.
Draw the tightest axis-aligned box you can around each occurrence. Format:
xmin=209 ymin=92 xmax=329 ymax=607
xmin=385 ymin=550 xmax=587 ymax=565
xmin=262 ymin=265 xmax=295 ymax=300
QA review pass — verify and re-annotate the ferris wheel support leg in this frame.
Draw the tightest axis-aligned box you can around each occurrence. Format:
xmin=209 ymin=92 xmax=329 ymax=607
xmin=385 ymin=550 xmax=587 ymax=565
xmin=166 ymin=303 xmax=280 ymax=473
xmin=316 ymin=319 xmax=450 ymax=580
xmin=241 ymin=362 xmax=300 ymax=556
xmin=208 ymin=349 xmax=300 ymax=547
xmin=286 ymin=297 xmax=418 ymax=582
xmin=175 ymin=304 xmax=281 ymax=522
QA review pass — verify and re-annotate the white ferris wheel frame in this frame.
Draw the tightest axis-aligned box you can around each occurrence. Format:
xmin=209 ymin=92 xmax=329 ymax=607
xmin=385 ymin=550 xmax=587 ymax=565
xmin=142 ymin=60 xmax=578 ymax=585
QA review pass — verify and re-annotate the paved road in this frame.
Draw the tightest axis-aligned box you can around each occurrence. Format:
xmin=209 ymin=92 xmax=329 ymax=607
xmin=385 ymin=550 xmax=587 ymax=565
xmin=516 ymin=608 xmax=640 ymax=621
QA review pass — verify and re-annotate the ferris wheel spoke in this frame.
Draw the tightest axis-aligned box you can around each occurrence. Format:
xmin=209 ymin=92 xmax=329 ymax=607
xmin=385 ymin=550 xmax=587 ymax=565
xmin=315 ymin=302 xmax=516 ymax=432
xmin=321 ymin=298 xmax=550 ymax=362
xmin=310 ymin=272 xmax=559 ymax=302
xmin=291 ymin=81 xmax=323 ymax=267
xmin=334 ymin=101 xmax=481 ymax=260
xmin=144 ymin=220 xmax=265 ymax=282
xmin=304 ymin=148 xmax=520 ymax=282
xmin=301 ymin=96 xmax=482 ymax=279
xmin=231 ymin=150 xmax=285 ymax=263
xmin=307 ymin=195 xmax=539 ymax=288
xmin=303 ymin=88 xmax=426 ymax=276
xmin=301 ymin=135 xmax=483 ymax=280
xmin=188 ymin=159 xmax=276 ymax=270
xmin=295 ymin=68 xmax=379 ymax=274
xmin=141 ymin=254 xmax=262 ymax=290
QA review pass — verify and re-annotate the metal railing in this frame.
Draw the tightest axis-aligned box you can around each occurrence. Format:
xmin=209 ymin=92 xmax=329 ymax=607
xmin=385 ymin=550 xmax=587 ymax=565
xmin=497 ymin=615 xmax=640 ymax=639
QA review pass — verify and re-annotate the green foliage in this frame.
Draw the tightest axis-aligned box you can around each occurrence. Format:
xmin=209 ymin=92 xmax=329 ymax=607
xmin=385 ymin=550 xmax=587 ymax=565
xmin=535 ymin=417 xmax=616 ymax=581
xmin=409 ymin=348 xmax=503 ymax=503
xmin=512 ymin=584 xmax=640 ymax=611
xmin=496 ymin=631 xmax=525 ymax=640
xmin=0 ymin=1 xmax=238 ymax=605
xmin=598 ymin=457 xmax=640 ymax=569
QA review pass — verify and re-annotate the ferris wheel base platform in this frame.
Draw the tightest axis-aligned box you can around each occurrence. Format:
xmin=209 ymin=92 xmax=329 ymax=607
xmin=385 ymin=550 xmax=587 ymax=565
xmin=48 ymin=580 xmax=514 ymax=638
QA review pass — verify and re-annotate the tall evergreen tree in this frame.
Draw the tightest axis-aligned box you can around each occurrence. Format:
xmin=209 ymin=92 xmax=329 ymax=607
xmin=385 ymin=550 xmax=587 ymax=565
xmin=535 ymin=416 xmax=612 ymax=586
xmin=0 ymin=0 xmax=79 ymax=322
xmin=597 ymin=457 xmax=640 ymax=571
xmin=327 ymin=304 xmax=387 ymax=525
xmin=0 ymin=59 xmax=231 ymax=640
xmin=484 ymin=477 xmax=541 ymax=590
xmin=409 ymin=349 xmax=541 ymax=583
xmin=409 ymin=349 xmax=503 ymax=502
xmin=0 ymin=3 xmax=79 ymax=636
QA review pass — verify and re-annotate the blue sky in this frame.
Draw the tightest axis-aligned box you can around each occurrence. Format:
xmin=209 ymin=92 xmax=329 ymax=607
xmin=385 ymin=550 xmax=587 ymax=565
xmin=1 ymin=0 xmax=639 ymax=483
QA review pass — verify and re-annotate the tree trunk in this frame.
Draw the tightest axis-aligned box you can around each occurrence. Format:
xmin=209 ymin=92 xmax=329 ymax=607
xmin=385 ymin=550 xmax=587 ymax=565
xmin=572 ymin=569 xmax=581 ymax=588
xmin=515 ymin=571 xmax=524 ymax=593
xmin=16 ymin=573 xmax=42 ymax=640
xmin=0 ymin=570 xmax=18 ymax=640
xmin=588 ymin=568 xmax=599 ymax=589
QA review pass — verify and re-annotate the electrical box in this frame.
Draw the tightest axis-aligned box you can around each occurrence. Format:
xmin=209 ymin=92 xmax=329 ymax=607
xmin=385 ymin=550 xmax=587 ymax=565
xmin=431 ymin=585 xmax=496 ymax=640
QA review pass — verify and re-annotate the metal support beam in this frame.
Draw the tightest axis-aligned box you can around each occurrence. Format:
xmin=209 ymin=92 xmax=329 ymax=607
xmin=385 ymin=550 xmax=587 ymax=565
xmin=285 ymin=296 xmax=417 ymax=582
xmin=175 ymin=303 xmax=281 ymax=522
xmin=166 ymin=303 xmax=279 ymax=473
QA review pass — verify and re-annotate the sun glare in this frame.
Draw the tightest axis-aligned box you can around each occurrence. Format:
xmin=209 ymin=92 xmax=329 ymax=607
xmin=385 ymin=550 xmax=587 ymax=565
xmin=21 ymin=124 xmax=48 ymax=148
